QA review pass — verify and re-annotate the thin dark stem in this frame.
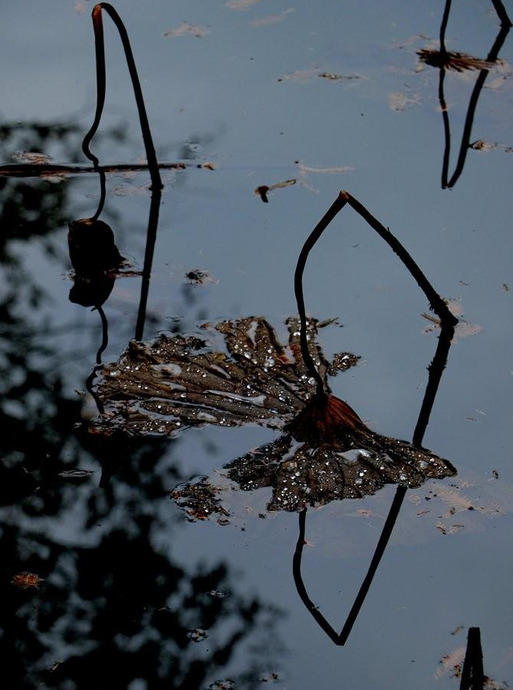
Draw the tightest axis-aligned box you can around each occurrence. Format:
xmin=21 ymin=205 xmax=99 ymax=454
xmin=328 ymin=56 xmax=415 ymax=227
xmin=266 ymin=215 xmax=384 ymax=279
xmin=294 ymin=192 xmax=349 ymax=394
xmin=85 ymin=365 xmax=104 ymax=415
xmin=294 ymin=191 xmax=457 ymax=389
xmin=346 ymin=194 xmax=456 ymax=324
xmin=338 ymin=485 xmax=407 ymax=643
xmin=490 ymin=0 xmax=512 ymax=28
xmin=439 ymin=67 xmax=451 ymax=189
xmin=292 ymin=191 xmax=457 ymax=646
xmin=439 ymin=0 xmax=452 ymax=52
xmin=434 ymin=0 xmax=511 ymax=189
xmin=86 ymin=3 xmax=163 ymax=191
xmin=95 ymin=305 xmax=109 ymax=363
xmin=460 ymin=627 xmax=485 ymax=690
xmin=293 ymin=510 xmax=341 ymax=644
xmin=412 ymin=321 xmax=454 ymax=446
xmin=0 ymin=162 xmax=200 ymax=178
xmin=293 ymin=486 xmax=407 ymax=646
xmin=445 ymin=21 xmax=510 ymax=188
xmin=82 ymin=5 xmax=106 ymax=169
xmin=135 ymin=186 xmax=163 ymax=340
xmin=93 ymin=169 xmax=107 ymax=220
xmin=438 ymin=0 xmax=451 ymax=189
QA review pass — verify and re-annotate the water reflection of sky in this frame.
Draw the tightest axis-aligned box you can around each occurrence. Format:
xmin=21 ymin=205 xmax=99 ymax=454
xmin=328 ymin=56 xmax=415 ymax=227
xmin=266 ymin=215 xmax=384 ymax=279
xmin=2 ymin=1 xmax=513 ymax=688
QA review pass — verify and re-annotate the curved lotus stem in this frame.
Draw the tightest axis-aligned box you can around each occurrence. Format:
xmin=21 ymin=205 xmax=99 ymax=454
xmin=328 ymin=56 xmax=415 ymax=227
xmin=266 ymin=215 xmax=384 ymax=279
xmin=83 ymin=4 xmax=163 ymax=192
xmin=294 ymin=190 xmax=458 ymax=397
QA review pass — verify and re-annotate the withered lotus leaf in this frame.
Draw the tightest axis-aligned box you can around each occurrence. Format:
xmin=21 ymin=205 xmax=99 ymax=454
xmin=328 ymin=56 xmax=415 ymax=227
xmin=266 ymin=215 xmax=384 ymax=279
xmin=417 ymin=49 xmax=500 ymax=73
xmin=92 ymin=317 xmax=455 ymax=512
xmin=91 ymin=316 xmax=357 ymax=436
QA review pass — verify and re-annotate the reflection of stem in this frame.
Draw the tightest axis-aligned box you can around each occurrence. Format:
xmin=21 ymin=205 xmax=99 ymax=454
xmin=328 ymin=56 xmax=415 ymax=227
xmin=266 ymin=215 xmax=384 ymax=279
xmin=135 ymin=186 xmax=163 ymax=341
xmin=94 ymin=304 xmax=109 ymax=364
xmin=491 ymin=0 xmax=512 ymax=28
xmin=460 ymin=627 xmax=485 ymax=690
xmin=413 ymin=319 xmax=454 ymax=445
xmin=85 ymin=3 xmax=163 ymax=191
xmin=294 ymin=326 xmax=455 ymax=645
xmin=94 ymin=169 xmax=107 ymax=220
xmin=293 ymin=190 xmax=457 ymax=645
xmin=85 ymin=365 xmax=104 ymax=415
xmin=338 ymin=485 xmax=407 ymax=643
xmin=293 ymin=509 xmax=342 ymax=645
xmin=293 ymin=486 xmax=408 ymax=646
xmin=437 ymin=0 xmax=511 ymax=188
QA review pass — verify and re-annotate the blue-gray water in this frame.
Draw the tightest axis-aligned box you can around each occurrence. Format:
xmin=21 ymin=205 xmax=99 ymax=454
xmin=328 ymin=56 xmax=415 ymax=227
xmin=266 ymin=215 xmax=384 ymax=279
xmin=1 ymin=1 xmax=512 ymax=688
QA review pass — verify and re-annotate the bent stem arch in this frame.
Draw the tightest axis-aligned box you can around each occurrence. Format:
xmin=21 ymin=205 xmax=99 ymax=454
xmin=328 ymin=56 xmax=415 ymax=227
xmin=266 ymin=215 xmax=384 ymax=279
xmin=292 ymin=191 xmax=458 ymax=644
xmin=295 ymin=190 xmax=457 ymax=396
xmin=84 ymin=2 xmax=163 ymax=201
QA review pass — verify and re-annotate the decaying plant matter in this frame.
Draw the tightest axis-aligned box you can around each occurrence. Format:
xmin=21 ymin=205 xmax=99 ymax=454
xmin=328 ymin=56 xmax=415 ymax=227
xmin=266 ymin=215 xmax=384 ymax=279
xmin=91 ymin=314 xmax=455 ymax=512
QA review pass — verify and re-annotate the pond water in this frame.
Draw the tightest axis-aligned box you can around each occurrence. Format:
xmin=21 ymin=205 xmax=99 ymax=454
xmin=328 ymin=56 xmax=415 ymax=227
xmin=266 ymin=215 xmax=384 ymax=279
xmin=1 ymin=1 xmax=513 ymax=688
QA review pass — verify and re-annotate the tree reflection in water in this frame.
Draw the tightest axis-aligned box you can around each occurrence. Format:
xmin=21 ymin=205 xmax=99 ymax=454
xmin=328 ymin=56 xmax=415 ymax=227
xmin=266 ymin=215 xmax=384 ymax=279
xmin=0 ymin=123 xmax=283 ymax=689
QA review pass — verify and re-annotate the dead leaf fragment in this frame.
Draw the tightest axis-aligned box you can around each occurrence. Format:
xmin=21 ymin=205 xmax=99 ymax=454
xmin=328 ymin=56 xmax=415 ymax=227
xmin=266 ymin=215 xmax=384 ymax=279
xmin=250 ymin=9 xmax=294 ymax=27
xmin=93 ymin=317 xmax=455 ymax=513
xmin=388 ymin=91 xmax=421 ymax=111
xmin=163 ymin=23 xmax=210 ymax=38
xmin=254 ymin=179 xmax=296 ymax=202
xmin=11 ymin=572 xmax=43 ymax=590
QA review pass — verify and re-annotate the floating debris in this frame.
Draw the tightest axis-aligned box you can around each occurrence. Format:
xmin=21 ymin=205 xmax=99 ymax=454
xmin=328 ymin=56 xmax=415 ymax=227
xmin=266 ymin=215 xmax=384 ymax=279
xmin=250 ymin=9 xmax=294 ymax=27
xmin=92 ymin=316 xmax=455 ymax=512
xmin=277 ymin=67 xmax=363 ymax=83
xmin=421 ymin=299 xmax=481 ymax=342
xmin=318 ymin=72 xmax=360 ymax=81
xmin=255 ymin=179 xmax=296 ymax=203
xmin=387 ymin=91 xmax=421 ymax=112
xmin=208 ymin=590 xmax=228 ymax=598
xmin=163 ymin=22 xmax=210 ymax=38
xmin=58 ymin=469 xmax=95 ymax=481
xmin=171 ymin=478 xmax=231 ymax=522
xmin=199 ymin=161 xmax=217 ymax=170
xmin=225 ymin=0 xmax=262 ymax=8
xmin=184 ymin=269 xmax=218 ymax=285
xmin=470 ymin=140 xmax=513 ymax=153
xmin=11 ymin=572 xmax=43 ymax=590
xmin=207 ymin=681 xmax=235 ymax=690
xmin=418 ymin=49 xmax=502 ymax=73
xmin=90 ymin=316 xmax=358 ymax=438
xmin=277 ymin=67 xmax=320 ymax=83
xmin=11 ymin=150 xmax=52 ymax=165
xmin=259 ymin=671 xmax=281 ymax=682
xmin=187 ymin=628 xmax=209 ymax=642
xmin=436 ymin=646 xmax=466 ymax=680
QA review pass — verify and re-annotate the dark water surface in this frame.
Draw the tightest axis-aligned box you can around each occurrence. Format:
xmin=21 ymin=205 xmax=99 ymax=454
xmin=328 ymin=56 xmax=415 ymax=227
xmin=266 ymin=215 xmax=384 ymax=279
xmin=1 ymin=1 xmax=513 ymax=688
